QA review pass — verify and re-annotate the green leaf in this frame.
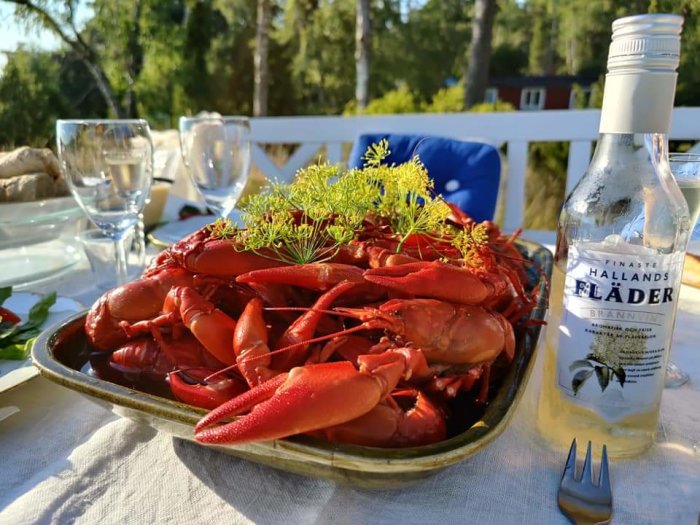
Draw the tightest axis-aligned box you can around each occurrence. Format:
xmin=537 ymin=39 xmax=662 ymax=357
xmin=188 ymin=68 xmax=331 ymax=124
xmin=0 ymin=338 xmax=34 ymax=360
xmin=613 ymin=366 xmax=626 ymax=387
xmin=25 ymin=292 xmax=56 ymax=330
xmin=0 ymin=292 xmax=55 ymax=360
xmin=0 ymin=287 xmax=12 ymax=306
xmin=572 ymin=369 xmax=594 ymax=395
xmin=569 ymin=359 xmax=594 ymax=372
xmin=594 ymin=366 xmax=610 ymax=392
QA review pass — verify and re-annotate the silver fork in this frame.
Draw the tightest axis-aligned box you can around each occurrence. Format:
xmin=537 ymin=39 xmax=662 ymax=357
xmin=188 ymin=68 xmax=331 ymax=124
xmin=557 ymin=439 xmax=613 ymax=525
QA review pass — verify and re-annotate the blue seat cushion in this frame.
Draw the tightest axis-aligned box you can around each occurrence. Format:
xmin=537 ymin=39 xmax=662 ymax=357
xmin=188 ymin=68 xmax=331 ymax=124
xmin=348 ymin=133 xmax=501 ymax=222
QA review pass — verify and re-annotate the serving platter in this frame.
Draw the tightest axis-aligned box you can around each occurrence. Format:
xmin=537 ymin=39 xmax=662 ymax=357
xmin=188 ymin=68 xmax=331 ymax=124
xmin=32 ymin=239 xmax=551 ymax=489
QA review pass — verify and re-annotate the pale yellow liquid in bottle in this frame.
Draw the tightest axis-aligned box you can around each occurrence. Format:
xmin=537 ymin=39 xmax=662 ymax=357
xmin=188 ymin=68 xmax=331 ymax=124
xmin=536 ymin=263 xmax=663 ymax=458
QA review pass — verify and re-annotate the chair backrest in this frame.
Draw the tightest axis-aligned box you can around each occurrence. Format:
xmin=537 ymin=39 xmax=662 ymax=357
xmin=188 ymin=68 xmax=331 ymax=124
xmin=347 ymin=133 xmax=501 ymax=222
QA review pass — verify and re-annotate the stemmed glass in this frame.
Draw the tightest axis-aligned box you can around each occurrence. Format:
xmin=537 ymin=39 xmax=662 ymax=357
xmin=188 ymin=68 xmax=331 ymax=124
xmin=665 ymin=152 xmax=700 ymax=387
xmin=178 ymin=115 xmax=251 ymax=219
xmin=56 ymin=119 xmax=153 ymax=287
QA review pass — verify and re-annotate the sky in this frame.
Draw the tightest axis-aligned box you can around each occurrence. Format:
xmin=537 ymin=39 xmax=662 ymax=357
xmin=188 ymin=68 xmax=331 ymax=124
xmin=0 ymin=3 xmax=91 ymax=69
xmin=0 ymin=5 xmax=61 ymax=51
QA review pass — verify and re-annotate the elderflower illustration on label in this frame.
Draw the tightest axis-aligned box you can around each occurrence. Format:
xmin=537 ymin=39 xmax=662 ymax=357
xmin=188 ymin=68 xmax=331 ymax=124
xmin=556 ymin=245 xmax=681 ymax=422
xmin=567 ymin=325 xmax=648 ymax=395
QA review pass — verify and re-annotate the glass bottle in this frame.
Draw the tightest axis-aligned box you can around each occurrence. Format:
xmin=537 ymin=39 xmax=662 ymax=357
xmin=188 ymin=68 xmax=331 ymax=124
xmin=536 ymin=14 xmax=690 ymax=458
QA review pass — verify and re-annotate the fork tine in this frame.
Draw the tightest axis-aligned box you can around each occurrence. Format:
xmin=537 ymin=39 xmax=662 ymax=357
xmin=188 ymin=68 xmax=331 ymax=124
xmin=599 ymin=444 xmax=611 ymax=494
xmin=562 ymin=438 xmax=577 ymax=480
xmin=581 ymin=440 xmax=593 ymax=485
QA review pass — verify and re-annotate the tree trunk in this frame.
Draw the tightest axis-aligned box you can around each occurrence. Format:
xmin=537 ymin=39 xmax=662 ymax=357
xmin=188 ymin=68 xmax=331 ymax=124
xmin=355 ymin=0 xmax=371 ymax=109
xmin=125 ymin=0 xmax=145 ymax=118
xmin=253 ymin=0 xmax=271 ymax=117
xmin=6 ymin=0 xmax=124 ymax=117
xmin=464 ymin=0 xmax=498 ymax=109
xmin=83 ymin=61 xmax=124 ymax=118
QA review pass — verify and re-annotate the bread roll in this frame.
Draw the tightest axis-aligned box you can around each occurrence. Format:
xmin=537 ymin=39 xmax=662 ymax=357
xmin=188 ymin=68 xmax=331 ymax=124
xmin=0 ymin=173 xmax=57 ymax=202
xmin=0 ymin=146 xmax=62 ymax=180
xmin=0 ymin=147 xmax=69 ymax=202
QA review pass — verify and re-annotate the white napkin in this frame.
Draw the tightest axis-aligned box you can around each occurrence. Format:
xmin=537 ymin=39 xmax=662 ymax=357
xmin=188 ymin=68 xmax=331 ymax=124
xmin=1 ymin=365 xmax=698 ymax=524
xmin=0 ymin=291 xmax=698 ymax=524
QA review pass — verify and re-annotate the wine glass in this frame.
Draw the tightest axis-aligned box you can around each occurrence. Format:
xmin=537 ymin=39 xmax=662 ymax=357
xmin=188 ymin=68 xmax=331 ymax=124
xmin=178 ymin=115 xmax=251 ymax=218
xmin=665 ymin=152 xmax=700 ymax=387
xmin=56 ymin=119 xmax=153 ymax=287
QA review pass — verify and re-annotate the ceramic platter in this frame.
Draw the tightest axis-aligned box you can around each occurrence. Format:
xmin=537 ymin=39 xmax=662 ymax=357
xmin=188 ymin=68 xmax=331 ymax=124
xmin=32 ymin=240 xmax=551 ymax=489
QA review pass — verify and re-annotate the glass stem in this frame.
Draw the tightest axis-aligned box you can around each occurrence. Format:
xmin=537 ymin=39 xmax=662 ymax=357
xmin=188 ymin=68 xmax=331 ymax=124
xmin=114 ymin=236 xmax=130 ymax=286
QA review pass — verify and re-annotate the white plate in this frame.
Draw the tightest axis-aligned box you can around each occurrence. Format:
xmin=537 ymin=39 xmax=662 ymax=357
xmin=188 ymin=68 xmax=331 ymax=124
xmin=0 ymin=292 xmax=83 ymax=394
xmin=0 ymin=240 xmax=85 ymax=289
xmin=148 ymin=210 xmax=244 ymax=247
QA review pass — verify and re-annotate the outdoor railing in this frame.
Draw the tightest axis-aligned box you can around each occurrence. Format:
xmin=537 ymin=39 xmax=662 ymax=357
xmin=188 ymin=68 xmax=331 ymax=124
xmin=247 ymin=108 xmax=700 ymax=236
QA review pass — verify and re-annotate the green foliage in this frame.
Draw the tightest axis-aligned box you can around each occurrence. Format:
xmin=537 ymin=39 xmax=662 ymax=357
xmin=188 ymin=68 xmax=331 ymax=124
xmin=661 ymin=0 xmax=700 ymax=106
xmin=0 ymin=50 xmax=69 ymax=147
xmin=470 ymin=100 xmax=516 ymax=112
xmin=425 ymin=84 xmax=465 ymax=113
xmin=392 ymin=0 xmax=471 ymax=103
xmin=489 ymin=44 xmax=529 ymax=77
xmin=524 ymin=141 xmax=569 ymax=230
xmin=349 ymin=85 xmax=419 ymax=115
xmin=0 ymin=288 xmax=57 ymax=360
xmin=281 ymin=0 xmax=355 ymax=115
xmin=527 ymin=0 xmax=556 ymax=75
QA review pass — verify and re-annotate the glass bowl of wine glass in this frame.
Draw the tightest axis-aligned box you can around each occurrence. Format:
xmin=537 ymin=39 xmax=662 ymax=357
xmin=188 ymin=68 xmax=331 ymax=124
xmin=178 ymin=114 xmax=251 ymax=219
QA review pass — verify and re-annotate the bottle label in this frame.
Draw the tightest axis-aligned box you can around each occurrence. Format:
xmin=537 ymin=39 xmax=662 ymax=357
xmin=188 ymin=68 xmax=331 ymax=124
xmin=556 ymin=246 xmax=682 ymax=422
xmin=599 ymin=72 xmax=677 ymax=134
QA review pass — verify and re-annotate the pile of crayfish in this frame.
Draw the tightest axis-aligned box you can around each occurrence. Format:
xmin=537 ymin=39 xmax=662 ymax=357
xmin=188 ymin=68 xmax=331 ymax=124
xmin=85 ymin=212 xmax=537 ymax=449
xmin=84 ymin=147 xmax=541 ymax=449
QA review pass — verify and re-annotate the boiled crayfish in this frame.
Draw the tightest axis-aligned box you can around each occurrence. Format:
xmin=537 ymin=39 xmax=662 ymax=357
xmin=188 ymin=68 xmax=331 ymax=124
xmin=84 ymin=142 xmax=541 ymax=448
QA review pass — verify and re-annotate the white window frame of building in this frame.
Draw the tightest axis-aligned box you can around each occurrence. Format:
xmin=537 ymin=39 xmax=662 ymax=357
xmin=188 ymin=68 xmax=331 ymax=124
xmin=520 ymin=87 xmax=546 ymax=110
xmin=484 ymin=87 xmax=498 ymax=103
xmin=569 ymin=86 xmax=592 ymax=109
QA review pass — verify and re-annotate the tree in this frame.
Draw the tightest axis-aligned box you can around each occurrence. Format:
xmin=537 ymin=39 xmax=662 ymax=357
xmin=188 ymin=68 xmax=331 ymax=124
xmin=0 ymin=50 xmax=70 ymax=147
xmin=355 ymin=0 xmax=371 ymax=109
xmin=3 ymin=0 xmax=124 ymax=116
xmin=124 ymin=0 xmax=145 ymax=117
xmin=464 ymin=0 xmax=498 ymax=108
xmin=281 ymin=0 xmax=355 ymax=114
xmin=490 ymin=0 xmax=529 ymax=77
xmin=391 ymin=0 xmax=470 ymax=103
xmin=253 ymin=0 xmax=271 ymax=116
xmin=527 ymin=0 xmax=555 ymax=75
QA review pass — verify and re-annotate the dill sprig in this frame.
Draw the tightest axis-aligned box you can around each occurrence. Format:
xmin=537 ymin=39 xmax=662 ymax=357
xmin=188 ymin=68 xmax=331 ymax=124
xmin=452 ymin=222 xmax=490 ymax=266
xmin=363 ymin=139 xmax=391 ymax=167
xmin=208 ymin=217 xmax=238 ymax=239
xmin=235 ymin=141 xmax=457 ymax=263
xmin=363 ymin=147 xmax=451 ymax=251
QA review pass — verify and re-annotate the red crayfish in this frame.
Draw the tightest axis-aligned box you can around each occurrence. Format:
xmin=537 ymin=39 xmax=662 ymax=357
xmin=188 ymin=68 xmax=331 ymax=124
xmin=84 ymin=205 xmax=538 ymax=449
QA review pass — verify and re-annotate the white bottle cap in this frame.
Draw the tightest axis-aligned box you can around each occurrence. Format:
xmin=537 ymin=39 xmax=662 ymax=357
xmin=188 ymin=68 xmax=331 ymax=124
xmin=607 ymin=14 xmax=683 ymax=71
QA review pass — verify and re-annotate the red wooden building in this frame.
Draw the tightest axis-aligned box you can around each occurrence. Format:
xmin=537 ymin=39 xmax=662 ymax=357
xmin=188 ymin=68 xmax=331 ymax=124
xmin=486 ymin=75 xmax=597 ymax=110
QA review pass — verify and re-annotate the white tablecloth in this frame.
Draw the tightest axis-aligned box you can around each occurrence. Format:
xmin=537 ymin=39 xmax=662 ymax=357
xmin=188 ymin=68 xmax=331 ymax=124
xmin=0 ymin=265 xmax=698 ymax=524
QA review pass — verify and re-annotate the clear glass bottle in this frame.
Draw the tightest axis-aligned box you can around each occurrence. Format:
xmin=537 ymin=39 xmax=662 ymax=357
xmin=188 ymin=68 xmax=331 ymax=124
xmin=536 ymin=14 xmax=690 ymax=458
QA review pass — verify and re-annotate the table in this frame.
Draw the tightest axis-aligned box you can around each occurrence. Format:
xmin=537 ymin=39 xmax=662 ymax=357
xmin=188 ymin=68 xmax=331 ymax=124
xmin=0 ymin=262 xmax=698 ymax=524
